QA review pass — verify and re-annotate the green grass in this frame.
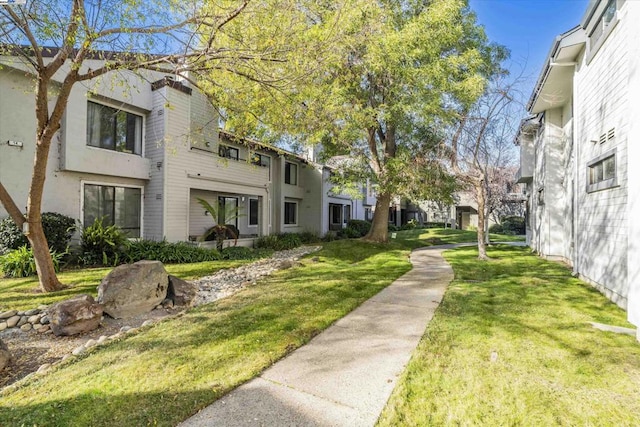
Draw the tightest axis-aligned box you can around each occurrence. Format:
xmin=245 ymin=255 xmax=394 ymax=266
xmin=392 ymin=227 xmax=524 ymax=249
xmin=0 ymin=240 xmax=412 ymax=427
xmin=0 ymin=260 xmax=250 ymax=312
xmin=378 ymin=245 xmax=640 ymax=426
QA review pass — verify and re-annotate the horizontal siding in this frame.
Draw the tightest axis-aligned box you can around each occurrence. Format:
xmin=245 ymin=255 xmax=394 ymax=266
xmin=143 ymin=89 xmax=167 ymax=241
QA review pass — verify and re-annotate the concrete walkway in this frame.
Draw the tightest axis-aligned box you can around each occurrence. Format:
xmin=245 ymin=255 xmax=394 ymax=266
xmin=179 ymin=245 xmax=460 ymax=427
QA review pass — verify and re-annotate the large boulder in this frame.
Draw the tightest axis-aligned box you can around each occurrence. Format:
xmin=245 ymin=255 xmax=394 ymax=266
xmin=0 ymin=339 xmax=11 ymax=370
xmin=48 ymin=294 xmax=103 ymax=336
xmin=98 ymin=260 xmax=169 ymax=318
xmin=167 ymin=275 xmax=198 ymax=307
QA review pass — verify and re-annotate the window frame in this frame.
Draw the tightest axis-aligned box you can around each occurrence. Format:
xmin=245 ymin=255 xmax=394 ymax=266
xmin=86 ymin=101 xmax=144 ymax=156
xmin=284 ymin=200 xmax=298 ymax=226
xmin=587 ymin=0 xmax=620 ymax=62
xmin=248 ymin=198 xmax=259 ymax=227
xmin=343 ymin=205 xmax=351 ymax=224
xmin=218 ymin=144 xmax=239 ymax=161
xmin=81 ymin=181 xmax=143 ymax=238
xmin=586 ymin=149 xmax=618 ymax=193
xmin=329 ymin=203 xmax=342 ymax=226
xmin=285 ymin=161 xmax=298 ymax=186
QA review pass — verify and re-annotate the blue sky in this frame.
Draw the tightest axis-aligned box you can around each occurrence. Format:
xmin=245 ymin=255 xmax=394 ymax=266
xmin=469 ymin=0 xmax=588 ymax=90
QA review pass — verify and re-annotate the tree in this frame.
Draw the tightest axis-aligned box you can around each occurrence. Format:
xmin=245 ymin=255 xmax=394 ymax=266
xmin=0 ymin=0 xmax=331 ymax=291
xmin=449 ymin=72 xmax=522 ymax=259
xmin=203 ymin=0 xmax=501 ymax=242
xmin=197 ymin=197 xmax=242 ymax=251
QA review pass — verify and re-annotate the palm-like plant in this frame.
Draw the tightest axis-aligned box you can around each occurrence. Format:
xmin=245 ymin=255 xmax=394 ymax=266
xmin=197 ymin=198 xmax=243 ymax=250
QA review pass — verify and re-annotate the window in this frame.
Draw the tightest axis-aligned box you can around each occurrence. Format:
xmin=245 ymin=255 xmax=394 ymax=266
xmin=343 ymin=205 xmax=351 ymax=224
xmin=389 ymin=207 xmax=397 ymax=224
xmin=587 ymin=151 xmax=617 ymax=192
xmin=84 ymin=184 xmax=141 ymax=237
xmin=330 ymin=204 xmax=342 ymax=225
xmin=218 ymin=145 xmax=239 ymax=160
xmin=218 ymin=196 xmax=239 ymax=227
xmin=251 ymin=153 xmax=270 ymax=168
xmin=365 ymin=207 xmax=372 ymax=221
xmin=285 ymin=162 xmax=298 ymax=185
xmin=590 ymin=0 xmax=617 ymax=47
xmin=87 ymin=101 xmax=142 ymax=155
xmin=284 ymin=201 xmax=297 ymax=225
xmin=249 ymin=198 xmax=259 ymax=226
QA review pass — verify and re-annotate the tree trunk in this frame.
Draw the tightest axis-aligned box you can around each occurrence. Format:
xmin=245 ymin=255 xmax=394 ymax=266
xmin=26 ymin=214 xmax=63 ymax=292
xmin=475 ymin=181 xmax=489 ymax=260
xmin=364 ymin=192 xmax=391 ymax=243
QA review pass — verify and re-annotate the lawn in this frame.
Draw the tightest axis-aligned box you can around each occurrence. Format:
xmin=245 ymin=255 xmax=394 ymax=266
xmin=0 ymin=260 xmax=250 ymax=312
xmin=393 ymin=227 xmax=524 ymax=250
xmin=0 ymin=240 xmax=412 ymax=426
xmin=378 ymin=245 xmax=640 ymax=426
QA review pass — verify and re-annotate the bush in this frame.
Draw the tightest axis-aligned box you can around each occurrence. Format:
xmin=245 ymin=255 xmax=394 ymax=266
xmin=0 ymin=212 xmax=75 ymax=255
xmin=425 ymin=222 xmax=446 ymax=229
xmin=488 ymin=224 xmax=504 ymax=233
xmin=255 ymin=233 xmax=303 ymax=251
xmin=338 ymin=227 xmax=361 ymax=239
xmin=501 ymin=216 xmax=525 ymax=235
xmin=220 ymin=246 xmax=272 ymax=260
xmin=297 ymin=231 xmax=321 ymax=244
xmin=124 ymin=240 xmax=221 ymax=264
xmin=80 ymin=218 xmax=128 ymax=266
xmin=345 ymin=220 xmax=371 ymax=237
xmin=388 ymin=224 xmax=400 ymax=232
xmin=0 ymin=245 xmax=65 ymax=278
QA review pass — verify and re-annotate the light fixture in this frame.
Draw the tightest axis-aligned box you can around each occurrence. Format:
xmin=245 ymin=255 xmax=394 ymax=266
xmin=204 ymin=210 xmax=209 ymax=216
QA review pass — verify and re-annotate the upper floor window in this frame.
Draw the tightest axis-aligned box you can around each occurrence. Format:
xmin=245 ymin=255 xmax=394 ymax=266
xmin=87 ymin=101 xmax=142 ymax=155
xmin=285 ymin=162 xmax=298 ymax=185
xmin=590 ymin=0 xmax=617 ymax=46
xmin=219 ymin=144 xmax=239 ymax=160
xmin=251 ymin=153 xmax=271 ymax=168
xmin=587 ymin=150 xmax=617 ymax=193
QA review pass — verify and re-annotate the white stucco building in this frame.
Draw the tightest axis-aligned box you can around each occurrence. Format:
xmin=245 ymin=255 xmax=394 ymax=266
xmin=516 ymin=0 xmax=639 ymax=337
xmin=0 ymin=51 xmax=370 ymax=247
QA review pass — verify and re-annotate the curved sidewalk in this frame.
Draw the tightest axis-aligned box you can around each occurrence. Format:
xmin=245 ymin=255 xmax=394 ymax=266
xmin=179 ymin=245 xmax=459 ymax=427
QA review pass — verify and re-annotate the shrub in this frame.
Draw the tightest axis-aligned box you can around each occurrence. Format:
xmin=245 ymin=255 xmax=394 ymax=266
xmin=338 ymin=227 xmax=361 ymax=239
xmin=488 ymin=223 xmax=503 ymax=233
xmin=0 ymin=212 xmax=75 ymax=255
xmin=124 ymin=240 xmax=221 ymax=264
xmin=425 ymin=222 xmax=446 ymax=229
xmin=388 ymin=224 xmax=400 ymax=232
xmin=346 ymin=220 xmax=371 ymax=237
xmin=297 ymin=231 xmax=321 ymax=244
xmin=255 ymin=233 xmax=303 ymax=251
xmin=501 ymin=216 xmax=526 ymax=235
xmin=0 ymin=245 xmax=65 ymax=278
xmin=80 ymin=218 xmax=127 ymax=266
xmin=220 ymin=246 xmax=272 ymax=260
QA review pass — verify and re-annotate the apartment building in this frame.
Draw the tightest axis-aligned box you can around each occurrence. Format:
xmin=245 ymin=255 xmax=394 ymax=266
xmin=0 ymin=51 xmax=369 ymax=247
xmin=516 ymin=0 xmax=639 ymax=336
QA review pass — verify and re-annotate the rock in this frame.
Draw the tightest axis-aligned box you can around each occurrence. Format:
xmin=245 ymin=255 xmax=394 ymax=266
xmin=0 ymin=339 xmax=11 ymax=370
xmin=24 ymin=308 xmax=40 ymax=316
xmin=20 ymin=323 xmax=32 ymax=332
xmin=167 ymin=275 xmax=198 ymax=306
xmin=40 ymin=315 xmax=50 ymax=325
xmin=141 ymin=319 xmax=155 ymax=328
xmin=97 ymin=260 xmax=169 ymax=319
xmin=97 ymin=335 xmax=108 ymax=344
xmin=0 ymin=322 xmax=6 ymax=331
xmin=16 ymin=316 xmax=28 ymax=327
xmin=16 ymin=311 xmax=24 ymax=316
xmin=27 ymin=314 xmax=40 ymax=324
xmin=37 ymin=363 xmax=51 ymax=373
xmin=0 ymin=310 xmax=17 ymax=319
xmin=84 ymin=339 xmax=97 ymax=348
xmin=120 ymin=326 xmax=132 ymax=333
xmin=37 ymin=305 xmax=49 ymax=310
xmin=71 ymin=346 xmax=85 ymax=356
xmin=161 ymin=298 xmax=174 ymax=309
xmin=33 ymin=323 xmax=44 ymax=331
xmin=48 ymin=294 xmax=103 ymax=337
xmin=6 ymin=316 xmax=20 ymax=328
xmin=37 ymin=325 xmax=50 ymax=334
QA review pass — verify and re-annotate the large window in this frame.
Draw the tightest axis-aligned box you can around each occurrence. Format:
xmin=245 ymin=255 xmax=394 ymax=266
xmin=218 ymin=145 xmax=239 ymax=160
xmin=251 ymin=153 xmax=270 ymax=168
xmin=587 ymin=151 xmax=617 ymax=193
xmin=285 ymin=162 xmax=298 ymax=185
xmin=330 ymin=204 xmax=342 ymax=225
xmin=87 ymin=101 xmax=142 ymax=155
xmin=218 ymin=196 xmax=239 ymax=227
xmin=284 ymin=201 xmax=297 ymax=225
xmin=249 ymin=198 xmax=259 ymax=226
xmin=84 ymin=184 xmax=141 ymax=237
xmin=590 ymin=0 xmax=617 ymax=46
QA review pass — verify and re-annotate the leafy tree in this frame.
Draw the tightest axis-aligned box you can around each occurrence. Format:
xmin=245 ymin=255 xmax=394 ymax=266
xmin=0 ymin=0 xmax=333 ymax=291
xmin=205 ymin=0 xmax=503 ymax=242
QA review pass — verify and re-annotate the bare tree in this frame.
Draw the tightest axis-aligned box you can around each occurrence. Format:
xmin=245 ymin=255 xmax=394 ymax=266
xmin=450 ymin=73 xmax=523 ymax=259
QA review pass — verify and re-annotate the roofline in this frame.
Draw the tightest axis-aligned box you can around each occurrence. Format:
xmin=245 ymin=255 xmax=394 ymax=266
xmin=526 ymin=25 xmax=582 ymax=112
xmin=1 ymin=44 xmax=168 ymax=62
xmin=218 ymin=130 xmax=310 ymax=164
xmin=581 ymin=0 xmax=600 ymax=28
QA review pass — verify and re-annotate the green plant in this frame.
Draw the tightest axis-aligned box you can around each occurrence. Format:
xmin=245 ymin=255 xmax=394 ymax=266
xmin=198 ymin=198 xmax=244 ymax=251
xmin=488 ymin=223 xmax=504 ymax=233
xmin=388 ymin=224 xmax=400 ymax=232
xmin=346 ymin=219 xmax=371 ymax=237
xmin=255 ymin=233 xmax=303 ymax=251
xmin=0 ymin=212 xmax=75 ymax=255
xmin=297 ymin=231 xmax=321 ymax=244
xmin=500 ymin=216 xmax=525 ymax=235
xmin=338 ymin=227 xmax=361 ymax=239
xmin=123 ymin=240 xmax=221 ymax=264
xmin=0 ymin=245 xmax=65 ymax=278
xmin=80 ymin=218 xmax=127 ymax=266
